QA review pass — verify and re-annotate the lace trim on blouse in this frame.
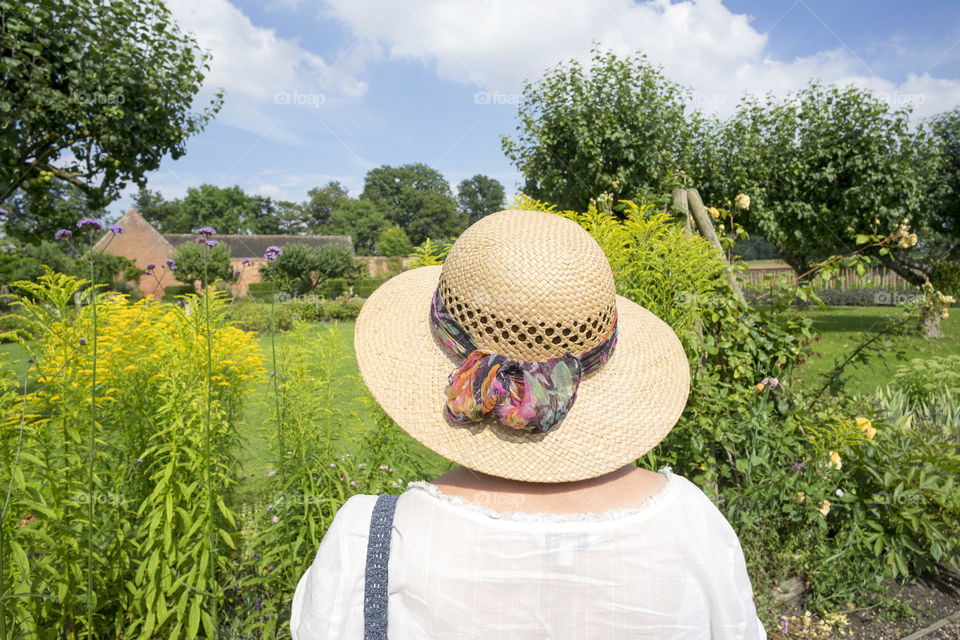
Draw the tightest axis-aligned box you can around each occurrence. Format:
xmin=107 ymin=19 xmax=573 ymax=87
xmin=406 ymin=468 xmax=676 ymax=523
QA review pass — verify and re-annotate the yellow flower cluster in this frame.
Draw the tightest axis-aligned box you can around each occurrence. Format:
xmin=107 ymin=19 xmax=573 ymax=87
xmin=818 ymin=499 xmax=831 ymax=516
xmin=893 ymin=218 xmax=918 ymax=249
xmin=856 ymin=417 xmax=876 ymax=440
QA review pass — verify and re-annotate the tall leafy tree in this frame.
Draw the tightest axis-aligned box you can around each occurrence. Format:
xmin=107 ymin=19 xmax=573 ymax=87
xmin=502 ymin=47 xmax=699 ymax=211
xmin=703 ymin=83 xmax=941 ymax=278
xmin=2 ymin=182 xmax=104 ymax=244
xmin=457 ymin=175 xmax=505 ymax=224
xmin=261 ymin=243 xmax=354 ymax=295
xmin=327 ymin=198 xmax=387 ymax=255
xmin=0 ymin=0 xmax=222 ymax=212
xmin=303 ymin=181 xmax=350 ymax=232
xmin=360 ymin=163 xmax=465 ymax=244
xmin=170 ymin=240 xmax=232 ymax=288
xmin=929 ymin=108 xmax=960 ymax=261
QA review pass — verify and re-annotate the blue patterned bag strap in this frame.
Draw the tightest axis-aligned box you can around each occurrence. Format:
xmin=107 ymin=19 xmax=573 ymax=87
xmin=364 ymin=493 xmax=400 ymax=639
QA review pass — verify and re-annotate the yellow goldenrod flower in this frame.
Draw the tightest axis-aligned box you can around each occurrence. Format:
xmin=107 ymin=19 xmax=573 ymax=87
xmin=819 ymin=500 xmax=831 ymax=516
xmin=856 ymin=417 xmax=876 ymax=440
xmin=829 ymin=451 xmax=842 ymax=470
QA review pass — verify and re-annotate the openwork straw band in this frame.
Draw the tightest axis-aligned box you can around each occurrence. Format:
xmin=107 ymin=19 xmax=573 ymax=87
xmin=430 ymin=286 xmax=618 ymax=434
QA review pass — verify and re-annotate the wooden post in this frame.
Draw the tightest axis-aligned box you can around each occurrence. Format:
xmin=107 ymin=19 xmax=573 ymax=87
xmin=672 ymin=188 xmax=692 ymax=234
xmin=685 ymin=188 xmax=746 ymax=304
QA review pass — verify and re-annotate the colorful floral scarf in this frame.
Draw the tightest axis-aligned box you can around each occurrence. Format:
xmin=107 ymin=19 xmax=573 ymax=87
xmin=430 ymin=287 xmax=618 ymax=434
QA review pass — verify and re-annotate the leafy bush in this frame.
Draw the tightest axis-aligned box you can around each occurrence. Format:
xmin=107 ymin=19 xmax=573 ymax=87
xmin=353 ymin=277 xmax=386 ymax=298
xmin=260 ymin=244 xmax=354 ymax=296
xmin=375 ymin=225 xmax=413 ymax=257
xmin=930 ymin=258 xmax=960 ymax=297
xmin=893 ymin=356 xmax=960 ymax=401
xmin=161 ymin=283 xmax=196 ymax=301
xmin=318 ymin=277 xmax=347 ymax=299
xmin=246 ymin=282 xmax=274 ymax=300
xmin=171 ymin=240 xmax=233 ymax=287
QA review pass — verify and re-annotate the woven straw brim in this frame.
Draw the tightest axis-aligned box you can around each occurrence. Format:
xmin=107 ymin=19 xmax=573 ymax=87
xmin=355 ymin=265 xmax=691 ymax=483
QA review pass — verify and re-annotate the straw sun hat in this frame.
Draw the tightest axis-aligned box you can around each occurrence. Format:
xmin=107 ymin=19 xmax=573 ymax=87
xmin=355 ymin=210 xmax=690 ymax=483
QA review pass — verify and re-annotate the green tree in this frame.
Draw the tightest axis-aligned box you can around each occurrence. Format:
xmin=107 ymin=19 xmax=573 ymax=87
xmin=375 ymin=225 xmax=413 ymax=257
xmin=260 ymin=244 xmax=354 ymax=295
xmin=135 ymin=184 xmax=299 ymax=234
xmin=502 ymin=47 xmax=699 ymax=211
xmin=703 ymin=83 xmax=940 ymax=278
xmin=929 ymin=108 xmax=960 ymax=261
xmin=360 ymin=163 xmax=464 ymax=244
xmin=170 ymin=241 xmax=232 ymax=288
xmin=303 ymin=181 xmax=350 ymax=232
xmin=327 ymin=198 xmax=387 ymax=255
xmin=457 ymin=175 xmax=506 ymax=224
xmin=2 ymin=182 xmax=104 ymax=244
xmin=0 ymin=0 xmax=222 ymax=212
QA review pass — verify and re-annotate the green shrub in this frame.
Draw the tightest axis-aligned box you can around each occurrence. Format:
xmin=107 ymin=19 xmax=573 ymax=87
xmin=353 ymin=277 xmax=386 ymax=298
xmin=893 ymin=356 xmax=960 ymax=402
xmin=319 ymin=277 xmax=347 ymax=299
xmin=931 ymin=259 xmax=960 ymax=297
xmin=161 ymin=283 xmax=196 ymax=301
xmin=246 ymin=282 xmax=274 ymax=300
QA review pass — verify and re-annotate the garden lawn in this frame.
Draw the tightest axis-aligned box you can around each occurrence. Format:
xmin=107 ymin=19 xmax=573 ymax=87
xmin=796 ymin=306 xmax=960 ymax=396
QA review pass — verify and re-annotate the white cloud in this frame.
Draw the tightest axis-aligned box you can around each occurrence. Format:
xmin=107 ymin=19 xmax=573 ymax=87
xmin=163 ymin=0 xmax=368 ymax=142
xmin=323 ymin=0 xmax=960 ymax=119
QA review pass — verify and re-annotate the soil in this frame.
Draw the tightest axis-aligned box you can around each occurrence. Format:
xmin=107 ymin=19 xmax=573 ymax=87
xmin=766 ymin=569 xmax=960 ymax=639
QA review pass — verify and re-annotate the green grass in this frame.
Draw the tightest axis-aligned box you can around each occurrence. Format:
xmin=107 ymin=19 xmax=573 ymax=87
xmin=745 ymin=259 xmax=790 ymax=268
xmin=796 ymin=306 xmax=960 ymax=396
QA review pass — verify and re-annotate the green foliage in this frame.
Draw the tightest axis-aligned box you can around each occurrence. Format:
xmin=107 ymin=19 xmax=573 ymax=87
xmin=930 ymin=258 xmax=960 ymax=297
xmin=0 ymin=271 xmax=263 ymax=638
xmin=0 ymin=0 xmax=222 ymax=210
xmin=227 ymin=297 xmax=363 ymax=332
xmin=327 ymin=199 xmax=387 ymax=255
xmin=2 ymin=183 xmax=105 ymax=245
xmin=375 ymin=226 xmax=413 ymax=257
xmin=893 ymin=356 xmax=960 ymax=402
xmin=353 ymin=277 xmax=386 ymax=299
xmin=134 ymin=185 xmax=303 ymax=235
xmin=700 ymin=83 xmax=939 ymax=277
xmin=302 ymin=181 xmax=350 ymax=233
xmin=456 ymin=175 xmax=506 ymax=224
xmin=502 ymin=47 xmax=700 ymax=211
xmin=410 ymin=237 xmax=453 ymax=267
xmin=171 ymin=241 xmax=234 ymax=289
xmin=361 ymin=163 xmax=466 ymax=245
xmin=261 ymin=244 xmax=355 ymax=295
xmin=0 ymin=238 xmax=135 ymax=299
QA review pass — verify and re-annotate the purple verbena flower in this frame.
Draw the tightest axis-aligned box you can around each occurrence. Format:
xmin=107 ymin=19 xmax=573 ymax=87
xmin=55 ymin=229 xmax=72 ymax=240
xmin=170 ymin=265 xmax=177 ymax=271
xmin=79 ymin=337 xmax=87 ymax=346
xmin=232 ymin=269 xmax=241 ymax=278
xmin=109 ymin=224 xmax=124 ymax=234
xmin=76 ymin=219 xmax=102 ymax=231
xmin=195 ymin=237 xmax=208 ymax=244
xmin=791 ymin=460 xmax=806 ymax=472
xmin=136 ymin=458 xmax=142 ymax=465
xmin=264 ymin=245 xmax=282 ymax=261
xmin=146 ymin=262 xmax=156 ymax=270
xmin=241 ymin=257 xmax=252 ymax=266
xmin=165 ymin=258 xmax=175 ymax=266
xmin=205 ymin=239 xmax=219 ymax=247
xmin=0 ymin=208 xmax=7 ymax=216
xmin=267 ymin=504 xmax=274 ymax=511
xmin=195 ymin=226 xmax=217 ymax=236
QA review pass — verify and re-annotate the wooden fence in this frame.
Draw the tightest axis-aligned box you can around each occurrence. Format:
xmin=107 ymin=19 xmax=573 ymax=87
xmin=742 ymin=265 xmax=914 ymax=291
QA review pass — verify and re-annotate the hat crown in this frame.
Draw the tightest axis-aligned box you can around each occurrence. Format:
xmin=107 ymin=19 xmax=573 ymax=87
xmin=439 ymin=210 xmax=616 ymax=361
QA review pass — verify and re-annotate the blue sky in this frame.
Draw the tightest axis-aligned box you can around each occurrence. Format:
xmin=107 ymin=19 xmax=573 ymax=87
xmin=110 ymin=0 xmax=960 ymax=219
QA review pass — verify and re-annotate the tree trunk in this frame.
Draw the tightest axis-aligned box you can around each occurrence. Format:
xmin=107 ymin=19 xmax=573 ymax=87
xmin=686 ymin=189 xmax=746 ymax=305
xmin=921 ymin=314 xmax=945 ymax=338
xmin=672 ymin=188 xmax=691 ymax=234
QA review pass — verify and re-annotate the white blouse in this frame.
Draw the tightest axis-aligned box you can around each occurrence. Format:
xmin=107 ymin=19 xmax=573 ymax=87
xmin=290 ymin=470 xmax=768 ymax=639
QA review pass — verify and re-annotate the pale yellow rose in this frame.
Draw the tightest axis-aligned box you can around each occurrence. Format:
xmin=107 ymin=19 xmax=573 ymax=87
xmin=735 ymin=193 xmax=750 ymax=210
xmin=856 ymin=417 xmax=876 ymax=440
xmin=819 ymin=499 xmax=831 ymax=516
xmin=828 ymin=451 xmax=842 ymax=470
xmin=794 ymin=491 xmax=806 ymax=504
xmin=708 ymin=207 xmax=721 ymax=219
